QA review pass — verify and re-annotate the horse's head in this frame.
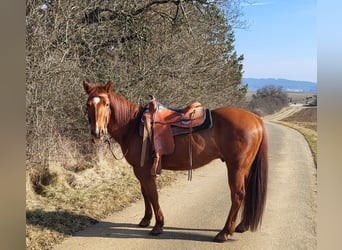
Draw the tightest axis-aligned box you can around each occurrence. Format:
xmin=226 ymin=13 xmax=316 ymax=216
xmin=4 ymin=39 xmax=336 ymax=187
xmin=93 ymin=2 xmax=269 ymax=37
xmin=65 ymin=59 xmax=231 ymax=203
xmin=83 ymin=80 xmax=112 ymax=142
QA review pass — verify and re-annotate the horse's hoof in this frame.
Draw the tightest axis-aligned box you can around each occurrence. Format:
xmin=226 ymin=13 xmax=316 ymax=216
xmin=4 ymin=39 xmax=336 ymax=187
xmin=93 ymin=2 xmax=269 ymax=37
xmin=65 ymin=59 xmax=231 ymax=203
xmin=139 ymin=218 xmax=151 ymax=227
xmin=150 ymin=226 xmax=163 ymax=236
xmin=213 ymin=232 xmax=228 ymax=243
xmin=235 ymin=223 xmax=248 ymax=233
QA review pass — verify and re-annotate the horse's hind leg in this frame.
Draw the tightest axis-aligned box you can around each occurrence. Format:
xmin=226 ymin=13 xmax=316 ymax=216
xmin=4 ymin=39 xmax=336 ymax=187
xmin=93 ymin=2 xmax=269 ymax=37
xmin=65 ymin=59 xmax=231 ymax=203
xmin=214 ymin=165 xmax=246 ymax=242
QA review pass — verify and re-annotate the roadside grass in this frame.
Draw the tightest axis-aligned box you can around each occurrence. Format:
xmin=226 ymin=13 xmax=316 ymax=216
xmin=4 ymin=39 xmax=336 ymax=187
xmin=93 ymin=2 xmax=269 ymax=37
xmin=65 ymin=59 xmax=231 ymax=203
xmin=275 ymin=107 xmax=317 ymax=166
xmin=26 ymin=145 xmax=176 ymax=250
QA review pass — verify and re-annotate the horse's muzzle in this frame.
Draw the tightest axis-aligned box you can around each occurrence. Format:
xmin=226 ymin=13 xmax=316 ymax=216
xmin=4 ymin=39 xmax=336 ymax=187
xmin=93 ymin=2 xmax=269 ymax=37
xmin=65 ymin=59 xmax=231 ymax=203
xmin=91 ymin=128 xmax=107 ymax=143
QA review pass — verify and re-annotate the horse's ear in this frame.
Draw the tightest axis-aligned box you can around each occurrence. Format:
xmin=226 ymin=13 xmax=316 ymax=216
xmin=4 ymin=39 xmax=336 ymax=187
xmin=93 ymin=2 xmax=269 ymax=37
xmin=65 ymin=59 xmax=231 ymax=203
xmin=83 ymin=80 xmax=91 ymax=94
xmin=105 ymin=80 xmax=113 ymax=93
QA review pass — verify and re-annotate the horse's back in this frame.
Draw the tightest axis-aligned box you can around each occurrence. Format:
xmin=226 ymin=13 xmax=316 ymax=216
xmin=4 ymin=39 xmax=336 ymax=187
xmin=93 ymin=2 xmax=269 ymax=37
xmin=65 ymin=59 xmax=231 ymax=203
xmin=211 ymin=106 xmax=264 ymax=131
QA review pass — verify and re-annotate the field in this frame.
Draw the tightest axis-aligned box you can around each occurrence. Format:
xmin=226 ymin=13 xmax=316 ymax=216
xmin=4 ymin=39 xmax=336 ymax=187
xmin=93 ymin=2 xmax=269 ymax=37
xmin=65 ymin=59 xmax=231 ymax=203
xmin=245 ymin=91 xmax=316 ymax=105
xmin=281 ymin=107 xmax=317 ymax=130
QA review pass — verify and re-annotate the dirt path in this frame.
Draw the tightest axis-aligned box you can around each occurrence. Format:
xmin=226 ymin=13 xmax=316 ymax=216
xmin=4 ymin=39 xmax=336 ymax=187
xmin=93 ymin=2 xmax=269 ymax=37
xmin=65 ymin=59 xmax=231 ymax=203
xmin=54 ymin=122 xmax=317 ymax=249
xmin=264 ymin=106 xmax=300 ymax=122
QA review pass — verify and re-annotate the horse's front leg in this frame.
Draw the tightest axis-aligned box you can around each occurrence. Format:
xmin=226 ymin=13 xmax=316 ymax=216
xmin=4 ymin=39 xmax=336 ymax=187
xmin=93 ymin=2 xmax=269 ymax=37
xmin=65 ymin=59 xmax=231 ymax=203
xmin=138 ymin=184 xmax=152 ymax=227
xmin=143 ymin=176 xmax=164 ymax=235
xmin=134 ymin=167 xmax=164 ymax=235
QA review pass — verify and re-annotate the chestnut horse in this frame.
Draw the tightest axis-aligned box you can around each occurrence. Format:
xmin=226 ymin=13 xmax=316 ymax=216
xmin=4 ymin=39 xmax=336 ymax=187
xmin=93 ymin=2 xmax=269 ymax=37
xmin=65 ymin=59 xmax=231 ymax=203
xmin=83 ymin=80 xmax=268 ymax=242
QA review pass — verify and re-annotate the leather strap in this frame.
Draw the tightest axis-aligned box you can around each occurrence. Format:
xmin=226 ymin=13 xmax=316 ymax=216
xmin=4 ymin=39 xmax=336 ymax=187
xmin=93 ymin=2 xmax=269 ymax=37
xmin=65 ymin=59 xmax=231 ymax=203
xmin=140 ymin=123 xmax=148 ymax=167
xmin=188 ymin=110 xmax=195 ymax=181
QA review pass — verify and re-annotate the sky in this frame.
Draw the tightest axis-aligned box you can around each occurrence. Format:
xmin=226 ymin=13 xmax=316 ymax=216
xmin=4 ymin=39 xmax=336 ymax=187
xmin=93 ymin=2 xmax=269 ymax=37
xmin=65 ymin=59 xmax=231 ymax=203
xmin=232 ymin=1 xmax=317 ymax=82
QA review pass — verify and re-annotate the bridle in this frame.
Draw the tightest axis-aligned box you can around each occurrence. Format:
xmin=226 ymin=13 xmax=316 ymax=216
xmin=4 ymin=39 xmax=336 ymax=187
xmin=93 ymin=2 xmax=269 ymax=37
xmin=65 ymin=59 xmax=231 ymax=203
xmin=104 ymin=135 xmax=128 ymax=161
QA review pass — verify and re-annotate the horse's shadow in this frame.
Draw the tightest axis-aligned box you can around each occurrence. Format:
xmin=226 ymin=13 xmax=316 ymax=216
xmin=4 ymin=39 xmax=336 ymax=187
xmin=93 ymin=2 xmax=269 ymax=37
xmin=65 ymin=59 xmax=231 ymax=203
xmin=75 ymin=221 xmax=222 ymax=242
xmin=26 ymin=209 xmax=235 ymax=243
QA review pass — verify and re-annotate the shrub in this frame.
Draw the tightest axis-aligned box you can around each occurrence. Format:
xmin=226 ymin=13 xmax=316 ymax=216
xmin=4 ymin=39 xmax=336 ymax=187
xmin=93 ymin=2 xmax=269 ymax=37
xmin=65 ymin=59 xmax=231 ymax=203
xmin=248 ymin=85 xmax=289 ymax=116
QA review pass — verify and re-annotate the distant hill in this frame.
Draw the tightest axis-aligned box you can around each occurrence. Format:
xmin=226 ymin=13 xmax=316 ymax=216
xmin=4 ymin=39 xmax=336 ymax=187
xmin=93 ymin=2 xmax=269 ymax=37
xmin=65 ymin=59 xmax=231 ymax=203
xmin=242 ymin=78 xmax=317 ymax=92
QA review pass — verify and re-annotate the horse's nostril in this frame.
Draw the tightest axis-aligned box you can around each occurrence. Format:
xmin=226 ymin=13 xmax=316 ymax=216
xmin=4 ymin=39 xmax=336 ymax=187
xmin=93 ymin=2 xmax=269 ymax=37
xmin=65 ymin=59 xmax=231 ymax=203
xmin=99 ymin=128 xmax=106 ymax=136
xmin=91 ymin=130 xmax=100 ymax=138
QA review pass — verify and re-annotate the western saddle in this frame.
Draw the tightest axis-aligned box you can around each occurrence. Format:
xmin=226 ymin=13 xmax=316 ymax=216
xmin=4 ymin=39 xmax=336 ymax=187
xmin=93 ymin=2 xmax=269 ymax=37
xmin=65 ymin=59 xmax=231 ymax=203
xmin=140 ymin=95 xmax=212 ymax=179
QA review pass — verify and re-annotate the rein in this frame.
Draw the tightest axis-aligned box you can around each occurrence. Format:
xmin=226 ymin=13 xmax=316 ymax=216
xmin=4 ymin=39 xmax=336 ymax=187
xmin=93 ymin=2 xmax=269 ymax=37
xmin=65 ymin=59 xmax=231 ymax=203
xmin=104 ymin=136 xmax=128 ymax=160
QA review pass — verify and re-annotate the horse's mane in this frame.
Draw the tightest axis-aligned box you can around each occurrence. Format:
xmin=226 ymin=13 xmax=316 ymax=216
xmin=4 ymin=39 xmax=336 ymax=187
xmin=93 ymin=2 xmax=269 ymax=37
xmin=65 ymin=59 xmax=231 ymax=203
xmin=108 ymin=91 xmax=142 ymax=127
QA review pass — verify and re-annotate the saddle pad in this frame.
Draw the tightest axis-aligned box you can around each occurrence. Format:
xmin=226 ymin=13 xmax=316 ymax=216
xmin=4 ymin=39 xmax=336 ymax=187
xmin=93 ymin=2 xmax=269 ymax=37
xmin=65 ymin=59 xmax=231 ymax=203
xmin=171 ymin=109 xmax=213 ymax=136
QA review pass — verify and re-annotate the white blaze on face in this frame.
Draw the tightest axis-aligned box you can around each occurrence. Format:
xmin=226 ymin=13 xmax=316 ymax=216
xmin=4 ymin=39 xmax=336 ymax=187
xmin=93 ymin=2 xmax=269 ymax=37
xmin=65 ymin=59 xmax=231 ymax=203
xmin=93 ymin=97 xmax=100 ymax=134
xmin=93 ymin=97 xmax=100 ymax=105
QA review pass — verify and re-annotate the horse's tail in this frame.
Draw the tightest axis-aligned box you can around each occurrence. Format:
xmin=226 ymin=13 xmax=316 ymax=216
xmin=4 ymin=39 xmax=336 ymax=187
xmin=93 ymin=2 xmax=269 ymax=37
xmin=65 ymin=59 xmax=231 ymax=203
xmin=241 ymin=122 xmax=269 ymax=231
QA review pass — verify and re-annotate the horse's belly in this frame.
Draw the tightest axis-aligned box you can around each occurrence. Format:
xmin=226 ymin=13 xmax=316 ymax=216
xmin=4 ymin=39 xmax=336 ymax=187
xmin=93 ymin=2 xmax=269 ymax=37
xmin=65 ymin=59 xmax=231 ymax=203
xmin=161 ymin=135 xmax=221 ymax=170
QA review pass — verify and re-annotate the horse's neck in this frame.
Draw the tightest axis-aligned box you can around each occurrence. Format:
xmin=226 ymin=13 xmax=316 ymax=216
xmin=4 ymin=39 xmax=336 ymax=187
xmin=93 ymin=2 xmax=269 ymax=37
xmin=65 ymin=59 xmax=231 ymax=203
xmin=108 ymin=93 xmax=141 ymax=146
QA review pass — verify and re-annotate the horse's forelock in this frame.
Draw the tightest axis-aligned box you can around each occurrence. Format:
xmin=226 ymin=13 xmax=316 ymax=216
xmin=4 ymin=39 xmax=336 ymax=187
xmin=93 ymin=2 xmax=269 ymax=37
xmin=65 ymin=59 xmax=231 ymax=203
xmin=88 ymin=84 xmax=107 ymax=96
